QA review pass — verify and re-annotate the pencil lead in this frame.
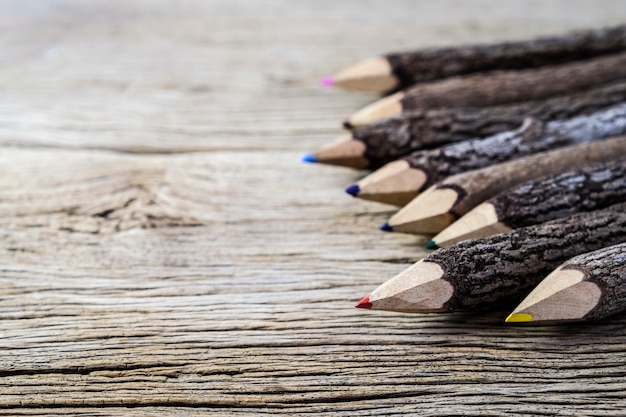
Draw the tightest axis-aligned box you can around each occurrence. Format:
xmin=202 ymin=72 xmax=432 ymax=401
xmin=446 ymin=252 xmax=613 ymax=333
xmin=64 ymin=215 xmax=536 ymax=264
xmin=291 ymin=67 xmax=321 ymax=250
xmin=345 ymin=184 xmax=360 ymax=197
xmin=505 ymin=313 xmax=534 ymax=323
xmin=380 ymin=222 xmax=393 ymax=232
xmin=425 ymin=240 xmax=438 ymax=250
xmin=301 ymin=153 xmax=316 ymax=163
xmin=355 ymin=295 xmax=372 ymax=309
xmin=319 ymin=76 xmax=335 ymax=87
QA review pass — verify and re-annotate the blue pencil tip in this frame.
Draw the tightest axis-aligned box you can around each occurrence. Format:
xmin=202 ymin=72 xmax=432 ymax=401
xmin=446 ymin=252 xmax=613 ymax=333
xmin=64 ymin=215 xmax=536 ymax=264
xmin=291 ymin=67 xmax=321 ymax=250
xmin=380 ymin=222 xmax=393 ymax=232
xmin=345 ymin=184 xmax=360 ymax=197
xmin=426 ymin=240 xmax=439 ymax=250
xmin=301 ymin=153 xmax=316 ymax=163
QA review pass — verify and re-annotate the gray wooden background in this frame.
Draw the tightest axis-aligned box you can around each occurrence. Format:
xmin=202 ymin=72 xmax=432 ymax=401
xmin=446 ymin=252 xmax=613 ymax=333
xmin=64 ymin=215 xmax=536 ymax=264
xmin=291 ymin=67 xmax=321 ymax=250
xmin=1 ymin=1 xmax=626 ymax=415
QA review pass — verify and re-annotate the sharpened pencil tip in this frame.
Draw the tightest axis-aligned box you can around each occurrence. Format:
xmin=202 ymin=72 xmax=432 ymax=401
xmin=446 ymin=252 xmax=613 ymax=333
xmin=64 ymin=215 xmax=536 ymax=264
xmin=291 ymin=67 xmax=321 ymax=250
xmin=301 ymin=153 xmax=316 ymax=163
xmin=320 ymin=76 xmax=335 ymax=87
xmin=380 ymin=222 xmax=393 ymax=232
xmin=345 ymin=184 xmax=360 ymax=197
xmin=426 ymin=240 xmax=438 ymax=250
xmin=355 ymin=295 xmax=372 ymax=309
xmin=505 ymin=313 xmax=534 ymax=323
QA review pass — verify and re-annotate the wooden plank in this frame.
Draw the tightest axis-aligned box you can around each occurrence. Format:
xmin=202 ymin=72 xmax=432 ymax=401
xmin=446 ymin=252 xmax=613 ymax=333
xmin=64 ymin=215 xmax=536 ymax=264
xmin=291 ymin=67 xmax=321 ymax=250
xmin=1 ymin=0 xmax=626 ymax=415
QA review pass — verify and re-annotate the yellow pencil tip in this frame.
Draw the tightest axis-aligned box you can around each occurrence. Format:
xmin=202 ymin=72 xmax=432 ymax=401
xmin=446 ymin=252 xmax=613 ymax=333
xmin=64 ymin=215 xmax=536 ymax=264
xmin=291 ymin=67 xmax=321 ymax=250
xmin=505 ymin=313 xmax=534 ymax=323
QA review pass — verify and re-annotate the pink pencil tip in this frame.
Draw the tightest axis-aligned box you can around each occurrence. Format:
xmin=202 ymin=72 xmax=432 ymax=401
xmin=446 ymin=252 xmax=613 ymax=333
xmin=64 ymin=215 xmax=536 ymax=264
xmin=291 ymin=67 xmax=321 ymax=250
xmin=355 ymin=295 xmax=372 ymax=309
xmin=320 ymin=76 xmax=335 ymax=87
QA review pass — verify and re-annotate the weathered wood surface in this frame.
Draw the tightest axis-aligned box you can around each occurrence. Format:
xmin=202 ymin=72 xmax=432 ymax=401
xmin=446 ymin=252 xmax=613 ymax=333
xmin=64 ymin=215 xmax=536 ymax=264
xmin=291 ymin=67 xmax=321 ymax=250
xmin=2 ymin=1 xmax=626 ymax=415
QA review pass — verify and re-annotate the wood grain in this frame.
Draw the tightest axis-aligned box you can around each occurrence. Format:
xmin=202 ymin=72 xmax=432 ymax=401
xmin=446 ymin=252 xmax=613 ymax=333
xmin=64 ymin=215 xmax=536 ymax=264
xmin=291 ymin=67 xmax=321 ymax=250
xmin=3 ymin=0 xmax=626 ymax=415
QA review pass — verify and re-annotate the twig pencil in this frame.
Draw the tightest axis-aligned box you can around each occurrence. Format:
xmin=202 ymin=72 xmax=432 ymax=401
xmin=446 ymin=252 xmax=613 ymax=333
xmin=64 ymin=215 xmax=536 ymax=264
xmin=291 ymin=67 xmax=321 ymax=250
xmin=305 ymin=81 xmax=626 ymax=169
xmin=432 ymin=159 xmax=626 ymax=248
xmin=346 ymin=52 xmax=626 ymax=127
xmin=350 ymin=104 xmax=626 ymax=206
xmin=357 ymin=203 xmax=626 ymax=313
xmin=325 ymin=24 xmax=626 ymax=93
xmin=385 ymin=135 xmax=626 ymax=234
xmin=507 ymin=243 xmax=626 ymax=323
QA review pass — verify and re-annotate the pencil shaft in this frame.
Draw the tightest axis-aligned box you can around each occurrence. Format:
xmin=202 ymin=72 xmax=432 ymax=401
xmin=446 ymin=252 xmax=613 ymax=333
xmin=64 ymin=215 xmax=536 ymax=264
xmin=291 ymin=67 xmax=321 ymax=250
xmin=351 ymin=81 xmax=626 ymax=168
xmin=443 ymin=135 xmax=626 ymax=218
xmin=493 ymin=160 xmax=626 ymax=229
xmin=404 ymin=104 xmax=626 ymax=191
xmin=400 ymin=52 xmax=626 ymax=111
xmin=388 ymin=25 xmax=626 ymax=89
xmin=432 ymin=204 xmax=626 ymax=310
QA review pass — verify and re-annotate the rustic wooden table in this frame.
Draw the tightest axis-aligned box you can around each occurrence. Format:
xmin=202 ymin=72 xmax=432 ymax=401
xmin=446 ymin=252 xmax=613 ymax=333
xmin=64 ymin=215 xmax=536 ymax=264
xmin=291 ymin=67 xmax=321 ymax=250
xmin=2 ymin=1 xmax=626 ymax=415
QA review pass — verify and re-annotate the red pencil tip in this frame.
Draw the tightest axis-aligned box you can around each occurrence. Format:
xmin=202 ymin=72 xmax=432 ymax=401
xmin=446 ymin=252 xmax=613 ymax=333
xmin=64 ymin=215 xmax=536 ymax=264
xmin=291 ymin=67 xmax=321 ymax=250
xmin=355 ymin=295 xmax=372 ymax=309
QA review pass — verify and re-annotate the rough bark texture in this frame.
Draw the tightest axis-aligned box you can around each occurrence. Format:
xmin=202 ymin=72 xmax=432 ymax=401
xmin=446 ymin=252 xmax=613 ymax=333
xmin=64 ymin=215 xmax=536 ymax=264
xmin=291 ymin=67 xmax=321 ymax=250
xmin=387 ymin=24 xmax=626 ymax=90
xmin=352 ymin=81 xmax=626 ymax=168
xmin=563 ymin=243 xmax=626 ymax=320
xmin=400 ymin=52 xmax=626 ymax=111
xmin=6 ymin=1 xmax=626 ymax=415
xmin=493 ymin=159 xmax=626 ymax=229
xmin=437 ymin=135 xmax=626 ymax=218
xmin=404 ymin=104 xmax=626 ymax=191
xmin=425 ymin=204 xmax=626 ymax=310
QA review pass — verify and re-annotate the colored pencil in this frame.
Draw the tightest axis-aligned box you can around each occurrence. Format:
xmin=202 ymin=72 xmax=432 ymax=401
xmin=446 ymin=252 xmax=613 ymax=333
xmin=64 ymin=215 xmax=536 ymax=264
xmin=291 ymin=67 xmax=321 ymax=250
xmin=384 ymin=135 xmax=626 ymax=234
xmin=324 ymin=25 xmax=626 ymax=93
xmin=345 ymin=52 xmax=626 ymax=127
xmin=305 ymin=81 xmax=626 ymax=169
xmin=431 ymin=159 xmax=626 ymax=248
xmin=349 ymin=103 xmax=626 ymax=206
xmin=507 ymin=243 xmax=626 ymax=323
xmin=356 ymin=203 xmax=626 ymax=313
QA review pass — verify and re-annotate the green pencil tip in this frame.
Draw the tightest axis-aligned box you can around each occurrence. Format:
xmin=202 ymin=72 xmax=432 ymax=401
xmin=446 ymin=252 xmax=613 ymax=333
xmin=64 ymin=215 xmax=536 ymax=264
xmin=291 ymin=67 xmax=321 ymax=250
xmin=426 ymin=240 xmax=438 ymax=249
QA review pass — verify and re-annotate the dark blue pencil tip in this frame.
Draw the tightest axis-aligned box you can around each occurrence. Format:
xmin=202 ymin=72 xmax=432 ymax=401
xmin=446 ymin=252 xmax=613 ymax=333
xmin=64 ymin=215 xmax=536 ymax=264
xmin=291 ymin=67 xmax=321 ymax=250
xmin=426 ymin=240 xmax=439 ymax=250
xmin=380 ymin=222 xmax=393 ymax=232
xmin=345 ymin=184 xmax=360 ymax=197
xmin=301 ymin=153 xmax=316 ymax=163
